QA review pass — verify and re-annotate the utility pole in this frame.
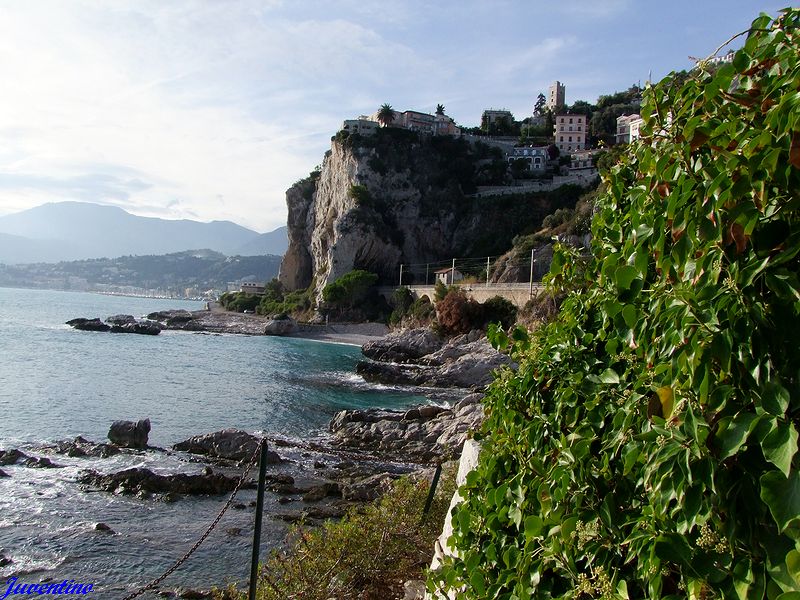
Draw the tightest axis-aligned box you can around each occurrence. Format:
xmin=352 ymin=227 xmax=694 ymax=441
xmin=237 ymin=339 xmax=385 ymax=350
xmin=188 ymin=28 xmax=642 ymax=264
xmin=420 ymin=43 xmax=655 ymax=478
xmin=425 ymin=263 xmax=429 ymax=286
xmin=486 ymin=256 xmax=490 ymax=287
xmin=399 ymin=264 xmax=403 ymax=287
xmin=451 ymin=258 xmax=456 ymax=285
xmin=529 ymin=249 xmax=535 ymax=298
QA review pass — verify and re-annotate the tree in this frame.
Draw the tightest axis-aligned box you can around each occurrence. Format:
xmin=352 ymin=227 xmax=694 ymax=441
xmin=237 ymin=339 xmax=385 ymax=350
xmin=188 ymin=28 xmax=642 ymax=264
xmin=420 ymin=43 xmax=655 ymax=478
xmin=435 ymin=103 xmax=445 ymax=116
xmin=377 ymin=103 xmax=395 ymax=127
xmin=533 ymin=92 xmax=546 ymax=115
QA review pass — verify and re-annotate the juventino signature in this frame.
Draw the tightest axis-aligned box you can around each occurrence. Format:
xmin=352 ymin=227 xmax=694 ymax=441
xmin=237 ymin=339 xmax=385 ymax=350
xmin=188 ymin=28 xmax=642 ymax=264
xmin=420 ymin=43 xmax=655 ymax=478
xmin=1 ymin=578 xmax=94 ymax=598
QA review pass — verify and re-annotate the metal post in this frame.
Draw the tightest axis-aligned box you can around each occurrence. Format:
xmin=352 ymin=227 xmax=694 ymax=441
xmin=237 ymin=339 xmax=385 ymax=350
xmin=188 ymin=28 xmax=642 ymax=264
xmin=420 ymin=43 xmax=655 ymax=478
xmin=529 ymin=249 xmax=535 ymax=298
xmin=425 ymin=263 xmax=429 ymax=286
xmin=249 ymin=440 xmax=269 ymax=600
xmin=421 ymin=463 xmax=443 ymax=521
xmin=451 ymin=258 xmax=456 ymax=286
xmin=486 ymin=257 xmax=490 ymax=288
xmin=399 ymin=264 xmax=403 ymax=287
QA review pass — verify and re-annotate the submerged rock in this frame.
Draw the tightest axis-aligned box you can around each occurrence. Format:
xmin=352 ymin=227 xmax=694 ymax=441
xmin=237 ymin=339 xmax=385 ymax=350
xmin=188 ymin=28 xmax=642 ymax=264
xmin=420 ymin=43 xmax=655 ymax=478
xmin=0 ymin=468 xmax=8 ymax=478
xmin=53 ymin=436 xmax=121 ymax=458
xmin=108 ymin=419 xmax=151 ymax=449
xmin=106 ymin=314 xmax=137 ymax=326
xmin=78 ymin=467 xmax=243 ymax=497
xmin=94 ymin=522 xmax=114 ymax=533
xmin=173 ymin=429 xmax=283 ymax=464
xmin=0 ymin=449 xmax=61 ymax=468
xmin=109 ymin=321 xmax=162 ymax=335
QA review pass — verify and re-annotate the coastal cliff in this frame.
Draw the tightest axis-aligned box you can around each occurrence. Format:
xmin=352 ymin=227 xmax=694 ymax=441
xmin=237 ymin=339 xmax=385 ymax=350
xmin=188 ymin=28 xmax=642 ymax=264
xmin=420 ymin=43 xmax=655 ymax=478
xmin=279 ymin=129 xmax=587 ymax=301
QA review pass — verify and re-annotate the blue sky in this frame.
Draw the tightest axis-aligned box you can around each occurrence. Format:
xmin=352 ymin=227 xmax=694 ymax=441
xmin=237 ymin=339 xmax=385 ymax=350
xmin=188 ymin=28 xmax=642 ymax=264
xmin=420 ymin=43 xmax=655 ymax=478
xmin=0 ymin=1 xmax=787 ymax=232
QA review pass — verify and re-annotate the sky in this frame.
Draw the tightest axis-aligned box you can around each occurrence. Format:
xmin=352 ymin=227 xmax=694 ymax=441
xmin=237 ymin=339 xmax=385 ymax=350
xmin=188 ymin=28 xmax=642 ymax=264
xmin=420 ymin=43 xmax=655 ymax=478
xmin=0 ymin=1 xmax=788 ymax=233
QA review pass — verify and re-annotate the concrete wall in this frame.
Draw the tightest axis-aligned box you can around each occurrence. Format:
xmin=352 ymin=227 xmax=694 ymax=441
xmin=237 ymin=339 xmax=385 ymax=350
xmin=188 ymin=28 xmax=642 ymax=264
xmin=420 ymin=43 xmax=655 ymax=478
xmin=426 ymin=438 xmax=482 ymax=599
xmin=377 ymin=283 xmax=543 ymax=308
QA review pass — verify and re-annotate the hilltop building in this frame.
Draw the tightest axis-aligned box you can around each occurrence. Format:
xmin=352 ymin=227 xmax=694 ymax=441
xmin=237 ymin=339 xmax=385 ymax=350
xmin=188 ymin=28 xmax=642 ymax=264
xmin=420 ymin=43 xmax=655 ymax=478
xmin=361 ymin=108 xmax=460 ymax=136
xmin=548 ymin=81 xmax=566 ymax=111
xmin=554 ymin=113 xmax=586 ymax=153
xmin=341 ymin=117 xmax=380 ymax=136
xmin=481 ymin=108 xmax=514 ymax=129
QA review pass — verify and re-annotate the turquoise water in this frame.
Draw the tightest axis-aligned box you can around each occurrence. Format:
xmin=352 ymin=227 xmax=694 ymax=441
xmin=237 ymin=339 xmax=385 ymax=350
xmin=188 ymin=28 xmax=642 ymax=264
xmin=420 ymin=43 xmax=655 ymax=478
xmin=0 ymin=287 xmax=425 ymax=596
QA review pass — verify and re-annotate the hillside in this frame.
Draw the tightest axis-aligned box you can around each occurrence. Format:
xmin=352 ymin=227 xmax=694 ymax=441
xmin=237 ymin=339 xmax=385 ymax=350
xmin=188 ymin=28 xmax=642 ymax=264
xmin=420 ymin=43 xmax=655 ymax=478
xmin=0 ymin=250 xmax=281 ymax=295
xmin=279 ymin=129 xmax=595 ymax=300
xmin=0 ymin=202 xmax=287 ymax=263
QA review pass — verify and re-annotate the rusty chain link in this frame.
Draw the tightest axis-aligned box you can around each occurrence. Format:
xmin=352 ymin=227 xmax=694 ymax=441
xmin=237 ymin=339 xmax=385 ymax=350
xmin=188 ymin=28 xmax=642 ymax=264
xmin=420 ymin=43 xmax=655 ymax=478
xmin=120 ymin=438 xmax=266 ymax=600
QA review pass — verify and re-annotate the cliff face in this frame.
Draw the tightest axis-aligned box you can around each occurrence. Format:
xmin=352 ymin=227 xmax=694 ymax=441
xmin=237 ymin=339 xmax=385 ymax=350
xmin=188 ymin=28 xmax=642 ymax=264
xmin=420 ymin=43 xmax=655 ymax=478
xmin=279 ymin=131 xmax=585 ymax=301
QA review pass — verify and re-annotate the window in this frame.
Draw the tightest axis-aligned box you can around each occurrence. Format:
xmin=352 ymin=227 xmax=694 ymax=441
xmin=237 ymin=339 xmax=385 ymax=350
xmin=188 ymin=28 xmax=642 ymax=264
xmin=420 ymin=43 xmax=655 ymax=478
xmin=569 ymin=118 xmax=573 ymax=124
xmin=560 ymin=118 xmax=565 ymax=123
xmin=569 ymin=136 xmax=572 ymax=142
xmin=578 ymin=126 xmax=582 ymax=132
xmin=560 ymin=136 xmax=564 ymax=142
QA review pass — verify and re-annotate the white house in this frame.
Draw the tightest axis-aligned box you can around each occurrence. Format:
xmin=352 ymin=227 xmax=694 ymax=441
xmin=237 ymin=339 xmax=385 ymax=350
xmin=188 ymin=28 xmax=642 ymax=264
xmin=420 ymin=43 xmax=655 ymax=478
xmin=616 ymin=114 xmax=644 ymax=144
xmin=435 ymin=267 xmax=464 ymax=285
xmin=554 ymin=113 xmax=586 ymax=153
xmin=507 ymin=146 xmax=549 ymax=170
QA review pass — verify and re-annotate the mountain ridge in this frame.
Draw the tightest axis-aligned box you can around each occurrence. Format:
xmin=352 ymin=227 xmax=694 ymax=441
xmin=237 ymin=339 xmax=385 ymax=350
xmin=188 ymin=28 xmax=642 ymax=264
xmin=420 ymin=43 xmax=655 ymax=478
xmin=0 ymin=201 xmax=287 ymax=264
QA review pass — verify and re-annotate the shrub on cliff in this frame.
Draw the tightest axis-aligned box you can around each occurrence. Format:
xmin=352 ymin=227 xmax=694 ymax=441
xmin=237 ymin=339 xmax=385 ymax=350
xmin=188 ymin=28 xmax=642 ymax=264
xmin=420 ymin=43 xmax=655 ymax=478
xmin=430 ymin=10 xmax=800 ymax=598
xmin=436 ymin=288 xmax=483 ymax=335
xmin=481 ymin=295 xmax=517 ymax=329
xmin=322 ymin=270 xmax=386 ymax=321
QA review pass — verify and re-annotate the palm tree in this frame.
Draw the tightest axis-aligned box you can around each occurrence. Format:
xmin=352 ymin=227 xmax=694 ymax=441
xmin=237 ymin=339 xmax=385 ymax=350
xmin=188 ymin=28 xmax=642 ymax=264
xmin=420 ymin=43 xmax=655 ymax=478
xmin=435 ymin=103 xmax=445 ymax=116
xmin=377 ymin=103 xmax=395 ymax=127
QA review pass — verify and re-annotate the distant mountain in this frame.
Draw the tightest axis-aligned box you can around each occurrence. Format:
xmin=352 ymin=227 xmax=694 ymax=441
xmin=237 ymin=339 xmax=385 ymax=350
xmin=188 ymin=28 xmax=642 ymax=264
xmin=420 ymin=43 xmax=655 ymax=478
xmin=0 ymin=249 xmax=282 ymax=293
xmin=234 ymin=226 xmax=288 ymax=256
xmin=0 ymin=202 xmax=284 ymax=264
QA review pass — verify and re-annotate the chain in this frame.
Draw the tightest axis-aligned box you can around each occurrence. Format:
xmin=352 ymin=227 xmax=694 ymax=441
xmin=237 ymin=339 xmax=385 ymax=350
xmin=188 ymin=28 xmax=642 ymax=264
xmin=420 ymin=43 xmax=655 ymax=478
xmin=120 ymin=438 xmax=266 ymax=600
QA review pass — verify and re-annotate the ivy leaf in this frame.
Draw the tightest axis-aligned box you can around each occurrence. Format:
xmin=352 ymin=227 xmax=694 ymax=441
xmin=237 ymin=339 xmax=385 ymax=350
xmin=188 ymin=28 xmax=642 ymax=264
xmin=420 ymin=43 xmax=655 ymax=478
xmin=760 ymin=471 xmax=800 ymax=536
xmin=599 ymin=368 xmax=620 ymax=384
xmin=615 ymin=265 xmax=639 ymax=290
xmin=469 ymin=571 xmax=486 ymax=595
xmin=716 ymin=413 xmax=757 ymax=459
xmin=654 ymin=533 xmax=693 ymax=567
xmin=762 ymin=381 xmax=790 ymax=417
xmin=762 ymin=422 xmax=799 ymax=477
xmin=656 ymin=387 xmax=674 ymax=420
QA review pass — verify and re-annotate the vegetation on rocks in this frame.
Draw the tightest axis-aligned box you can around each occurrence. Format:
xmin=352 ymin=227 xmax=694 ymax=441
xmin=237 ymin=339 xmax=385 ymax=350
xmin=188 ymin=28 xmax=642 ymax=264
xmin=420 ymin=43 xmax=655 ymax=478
xmin=430 ymin=10 xmax=800 ymax=598
xmin=215 ymin=475 xmax=454 ymax=600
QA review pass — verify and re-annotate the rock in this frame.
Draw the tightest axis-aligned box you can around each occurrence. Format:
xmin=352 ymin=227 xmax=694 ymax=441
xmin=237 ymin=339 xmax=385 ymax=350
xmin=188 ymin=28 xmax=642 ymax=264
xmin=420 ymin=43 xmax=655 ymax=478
xmin=146 ymin=310 xmax=193 ymax=323
xmin=278 ymin=496 xmax=292 ymax=504
xmin=173 ymin=429 xmax=283 ymax=464
xmin=0 ymin=469 xmax=8 ymax=478
xmin=94 ymin=523 xmax=114 ymax=533
xmin=302 ymin=482 xmax=341 ymax=502
xmin=341 ymin=473 xmax=395 ymax=501
xmin=65 ymin=318 xmax=110 ymax=332
xmin=109 ymin=321 xmax=161 ymax=335
xmin=106 ymin=314 xmax=136 ymax=326
xmin=313 ymin=460 xmax=326 ymax=469
xmin=78 ymin=467 xmax=241 ymax=497
xmin=233 ymin=503 xmax=246 ymax=510
xmin=361 ymin=328 xmax=445 ymax=363
xmin=177 ymin=588 xmax=212 ymax=599
xmin=263 ymin=317 xmax=297 ymax=336
xmin=0 ymin=449 xmax=60 ymax=468
xmin=53 ymin=437 xmax=121 ymax=458
xmin=108 ymin=419 xmax=151 ymax=449
xmin=0 ymin=554 xmax=12 ymax=567
xmin=403 ymin=580 xmax=427 ymax=600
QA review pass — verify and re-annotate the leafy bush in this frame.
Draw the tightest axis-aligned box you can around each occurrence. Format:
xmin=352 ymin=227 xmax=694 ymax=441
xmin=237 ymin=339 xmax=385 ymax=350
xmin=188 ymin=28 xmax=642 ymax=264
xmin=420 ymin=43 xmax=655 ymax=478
xmin=215 ymin=475 xmax=454 ymax=600
xmin=430 ymin=11 xmax=800 ymax=599
xmin=219 ymin=291 xmax=260 ymax=313
xmin=389 ymin=286 xmax=414 ymax=325
xmin=348 ymin=184 xmax=371 ymax=206
xmin=433 ymin=280 xmax=449 ymax=302
xmin=481 ymin=295 xmax=517 ymax=329
xmin=322 ymin=270 xmax=384 ymax=320
xmin=436 ymin=288 xmax=483 ymax=335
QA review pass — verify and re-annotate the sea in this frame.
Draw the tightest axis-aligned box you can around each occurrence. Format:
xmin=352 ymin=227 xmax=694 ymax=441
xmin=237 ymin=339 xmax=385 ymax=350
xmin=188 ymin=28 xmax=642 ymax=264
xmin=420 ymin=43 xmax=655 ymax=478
xmin=0 ymin=287 xmax=427 ymax=597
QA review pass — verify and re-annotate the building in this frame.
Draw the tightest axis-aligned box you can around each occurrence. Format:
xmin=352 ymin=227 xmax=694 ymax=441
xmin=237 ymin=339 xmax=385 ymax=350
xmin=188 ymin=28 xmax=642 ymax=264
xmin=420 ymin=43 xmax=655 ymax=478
xmin=341 ymin=117 xmax=379 ymax=135
xmin=547 ymin=81 xmax=566 ymax=111
xmin=616 ymin=114 xmax=644 ymax=144
xmin=481 ymin=109 xmax=514 ymax=128
xmin=435 ymin=267 xmax=464 ymax=285
xmin=240 ymin=282 xmax=266 ymax=295
xmin=507 ymin=146 xmax=549 ymax=170
xmin=364 ymin=108 xmax=459 ymax=136
xmin=554 ymin=113 xmax=586 ymax=153
xmin=570 ymin=149 xmax=599 ymax=173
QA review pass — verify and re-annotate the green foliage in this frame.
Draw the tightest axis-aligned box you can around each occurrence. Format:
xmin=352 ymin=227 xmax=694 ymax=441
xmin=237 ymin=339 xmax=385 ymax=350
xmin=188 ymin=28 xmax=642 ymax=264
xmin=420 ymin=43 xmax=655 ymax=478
xmin=256 ymin=280 xmax=314 ymax=318
xmin=322 ymin=270 xmax=378 ymax=305
xmin=434 ymin=280 xmax=449 ymax=302
xmin=348 ymin=184 xmax=372 ymax=206
xmin=216 ymin=475 xmax=454 ymax=600
xmin=430 ymin=10 xmax=800 ymax=599
xmin=481 ymin=296 xmax=517 ymax=329
xmin=389 ymin=286 xmax=414 ymax=325
xmin=219 ymin=291 xmax=260 ymax=313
